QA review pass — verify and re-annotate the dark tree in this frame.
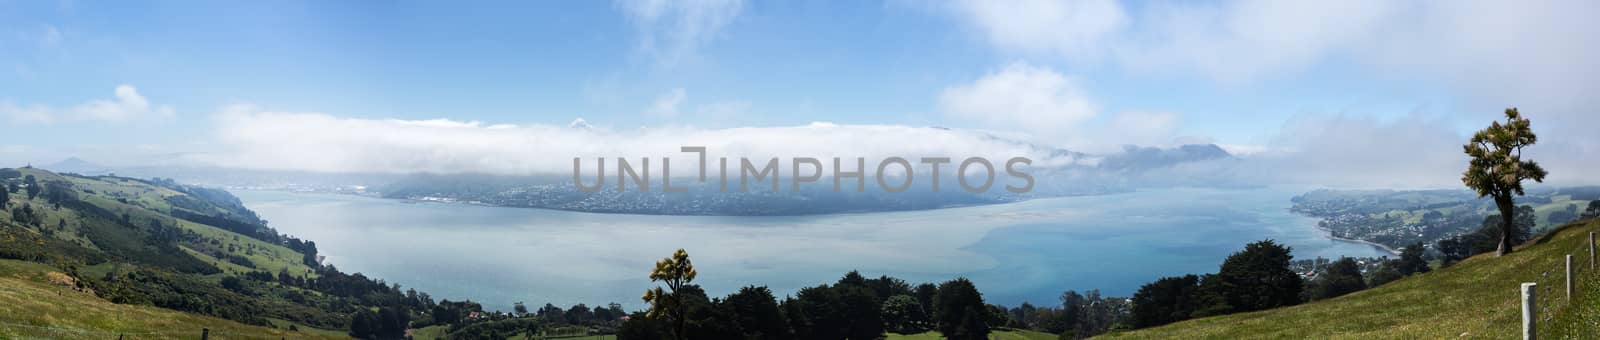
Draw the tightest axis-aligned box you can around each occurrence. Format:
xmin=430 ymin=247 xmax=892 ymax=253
xmin=376 ymin=307 xmax=409 ymax=339
xmin=790 ymin=284 xmax=845 ymax=340
xmin=1210 ymin=240 xmax=1302 ymax=313
xmin=881 ymin=294 xmax=924 ymax=334
xmin=1396 ymin=242 xmax=1430 ymax=275
xmin=618 ymin=312 xmax=670 ymax=340
xmin=1583 ymin=201 xmax=1600 ymax=219
xmin=934 ymin=278 xmax=989 ymax=340
xmin=23 ymin=175 xmax=39 ymax=200
xmin=1473 ymin=206 xmax=1535 ymax=254
xmin=566 ymin=303 xmax=593 ymax=325
xmin=913 ymin=283 xmax=938 ymax=325
xmin=1367 ymin=261 xmax=1404 ymax=287
xmin=1462 ymin=108 xmax=1547 ymax=256
xmin=349 ymin=309 xmax=379 ymax=339
xmin=1130 ymin=275 xmax=1201 ymax=328
xmin=1436 ymin=236 xmax=1471 ymax=267
xmin=724 ymin=285 xmax=791 ymax=339
xmin=835 ymin=284 xmax=884 ymax=339
xmin=1307 ymin=258 xmax=1365 ymax=300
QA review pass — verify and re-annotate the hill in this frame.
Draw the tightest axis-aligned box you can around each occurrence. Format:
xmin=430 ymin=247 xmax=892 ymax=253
xmin=0 ymin=167 xmax=428 ymax=338
xmin=1097 ymin=219 xmax=1600 ymax=339
xmin=0 ymin=258 xmax=342 ymax=339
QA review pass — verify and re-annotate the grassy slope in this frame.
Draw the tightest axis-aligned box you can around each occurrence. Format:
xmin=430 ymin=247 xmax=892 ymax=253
xmin=886 ymin=329 xmax=1058 ymax=340
xmin=0 ymin=259 xmax=342 ymax=340
xmin=1 ymin=168 xmax=338 ymax=337
xmin=1098 ymin=219 xmax=1600 ymax=339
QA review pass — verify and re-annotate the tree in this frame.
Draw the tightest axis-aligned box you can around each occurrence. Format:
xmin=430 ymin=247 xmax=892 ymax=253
xmin=1 ymin=181 xmax=8 ymax=206
xmin=1396 ymin=242 xmax=1431 ymax=275
xmin=566 ymin=303 xmax=593 ymax=325
xmin=1214 ymin=240 xmax=1302 ymax=313
xmin=881 ymin=294 xmax=924 ymax=334
xmin=618 ymin=312 xmax=670 ymax=340
xmin=1462 ymin=108 xmax=1547 ymax=256
xmin=913 ymin=283 xmax=938 ymax=326
xmin=934 ymin=278 xmax=989 ymax=340
xmin=1583 ymin=201 xmax=1600 ymax=219
xmin=376 ymin=307 xmax=410 ymax=339
xmin=724 ymin=286 xmax=790 ymax=339
xmin=834 ymin=281 xmax=884 ymax=339
xmin=1366 ymin=261 xmax=1404 ymax=287
xmin=1130 ymin=275 xmax=1200 ymax=328
xmin=349 ymin=309 xmax=379 ymax=339
xmin=23 ymin=175 xmax=39 ymax=200
xmin=643 ymin=248 xmax=697 ymax=340
xmin=1472 ymin=206 xmax=1535 ymax=254
xmin=789 ymin=284 xmax=845 ymax=340
xmin=1436 ymin=236 xmax=1471 ymax=267
xmin=514 ymin=302 xmax=529 ymax=316
xmin=1307 ymin=258 xmax=1365 ymax=300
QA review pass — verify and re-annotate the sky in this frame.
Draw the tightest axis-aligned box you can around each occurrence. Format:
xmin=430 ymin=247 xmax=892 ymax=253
xmin=1 ymin=0 xmax=1596 ymax=188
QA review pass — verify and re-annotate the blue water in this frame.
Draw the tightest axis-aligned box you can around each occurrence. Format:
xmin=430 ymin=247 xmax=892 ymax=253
xmin=233 ymin=187 xmax=1389 ymax=311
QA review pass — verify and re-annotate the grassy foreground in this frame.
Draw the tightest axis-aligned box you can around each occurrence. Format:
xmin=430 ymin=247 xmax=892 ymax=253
xmin=0 ymin=259 xmax=341 ymax=340
xmin=1098 ymin=219 xmax=1600 ymax=339
xmin=887 ymin=329 xmax=1058 ymax=340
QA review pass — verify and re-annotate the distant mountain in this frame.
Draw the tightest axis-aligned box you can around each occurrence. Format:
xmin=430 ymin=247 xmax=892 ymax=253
xmin=42 ymin=157 xmax=112 ymax=175
xmin=1097 ymin=144 xmax=1233 ymax=172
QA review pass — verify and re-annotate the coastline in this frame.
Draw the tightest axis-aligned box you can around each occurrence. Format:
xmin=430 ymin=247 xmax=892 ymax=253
xmin=1316 ymin=226 xmax=1402 ymax=256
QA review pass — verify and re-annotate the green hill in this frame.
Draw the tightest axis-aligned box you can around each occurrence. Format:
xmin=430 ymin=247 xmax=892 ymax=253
xmin=0 ymin=167 xmax=385 ymax=338
xmin=1098 ymin=219 xmax=1600 ymax=339
xmin=0 ymin=258 xmax=343 ymax=339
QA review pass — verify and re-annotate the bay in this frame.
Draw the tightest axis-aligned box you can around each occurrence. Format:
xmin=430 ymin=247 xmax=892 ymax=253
xmin=233 ymin=187 xmax=1389 ymax=311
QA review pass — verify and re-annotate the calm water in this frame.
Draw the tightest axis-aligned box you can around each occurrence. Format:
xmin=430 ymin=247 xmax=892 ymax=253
xmin=233 ymin=188 xmax=1389 ymax=311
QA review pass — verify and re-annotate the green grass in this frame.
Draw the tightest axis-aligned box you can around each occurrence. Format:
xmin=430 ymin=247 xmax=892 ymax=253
xmin=409 ymin=325 xmax=451 ymax=340
xmin=887 ymin=329 xmax=1059 ymax=340
xmin=1097 ymin=219 xmax=1600 ymax=339
xmin=265 ymin=317 xmax=350 ymax=338
xmin=0 ymin=259 xmax=342 ymax=340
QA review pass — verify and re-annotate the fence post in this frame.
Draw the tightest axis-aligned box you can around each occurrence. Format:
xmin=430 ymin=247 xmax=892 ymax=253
xmin=1567 ymin=255 xmax=1574 ymax=301
xmin=202 ymin=328 xmax=209 ymax=340
xmin=1590 ymin=232 xmax=1595 ymax=272
xmin=1522 ymin=282 xmax=1537 ymax=340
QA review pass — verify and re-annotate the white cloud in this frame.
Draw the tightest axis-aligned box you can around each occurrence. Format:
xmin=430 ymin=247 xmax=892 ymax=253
xmin=1241 ymin=113 xmax=1599 ymax=188
xmin=1 ymin=84 xmax=174 ymax=124
xmin=938 ymin=62 xmax=1098 ymax=142
xmin=0 ymin=102 xmax=53 ymax=125
xmin=938 ymin=0 xmax=1600 ymax=185
xmin=615 ymin=0 xmax=744 ymax=67
xmin=939 ymin=0 xmax=1599 ymax=98
xmin=946 ymin=0 xmax=1126 ymax=59
xmin=647 ymin=88 xmax=687 ymax=117
xmin=195 ymin=105 xmax=1087 ymax=175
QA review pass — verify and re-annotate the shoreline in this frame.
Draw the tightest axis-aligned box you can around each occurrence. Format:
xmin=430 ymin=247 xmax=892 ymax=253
xmin=1316 ymin=226 xmax=1402 ymax=256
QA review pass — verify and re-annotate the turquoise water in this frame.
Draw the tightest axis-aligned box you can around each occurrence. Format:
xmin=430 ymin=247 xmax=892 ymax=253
xmin=233 ymin=187 xmax=1389 ymax=310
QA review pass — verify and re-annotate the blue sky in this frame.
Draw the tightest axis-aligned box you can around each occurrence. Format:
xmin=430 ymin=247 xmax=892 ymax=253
xmin=1 ymin=0 xmax=1595 ymax=186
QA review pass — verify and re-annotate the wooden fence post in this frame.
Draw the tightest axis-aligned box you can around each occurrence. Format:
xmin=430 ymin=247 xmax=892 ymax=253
xmin=1589 ymin=232 xmax=1595 ymax=272
xmin=1522 ymin=282 xmax=1537 ymax=340
xmin=201 ymin=328 xmax=209 ymax=340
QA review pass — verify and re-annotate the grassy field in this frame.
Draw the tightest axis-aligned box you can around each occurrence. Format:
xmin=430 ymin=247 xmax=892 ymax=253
xmin=1097 ymin=219 xmax=1600 ymax=339
xmin=886 ymin=329 xmax=1059 ymax=340
xmin=0 ymin=259 xmax=341 ymax=340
